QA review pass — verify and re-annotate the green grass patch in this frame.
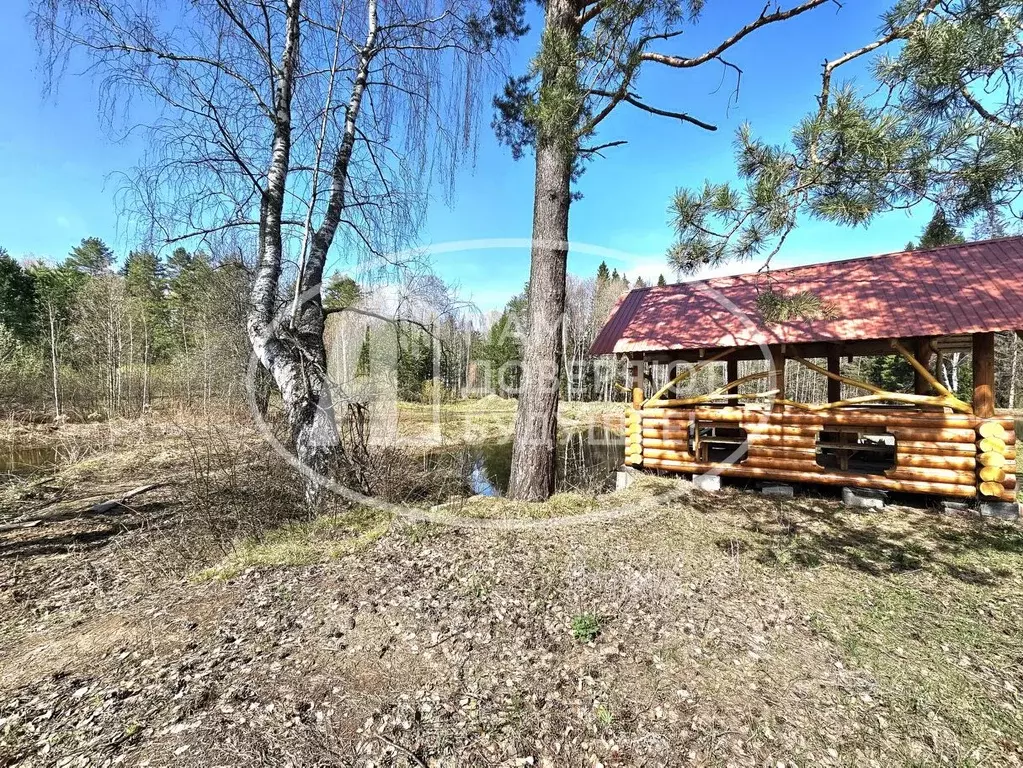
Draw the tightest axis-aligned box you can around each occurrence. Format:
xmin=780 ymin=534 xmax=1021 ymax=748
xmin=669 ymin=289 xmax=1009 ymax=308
xmin=571 ymin=612 xmax=602 ymax=642
xmin=432 ymin=475 xmax=677 ymax=521
xmin=809 ymin=575 xmax=1023 ymax=745
xmin=716 ymin=498 xmax=1023 ymax=753
xmin=197 ymin=506 xmax=391 ymax=580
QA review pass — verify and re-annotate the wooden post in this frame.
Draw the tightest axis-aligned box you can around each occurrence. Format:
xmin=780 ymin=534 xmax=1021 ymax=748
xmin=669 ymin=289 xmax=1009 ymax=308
xmin=770 ymin=346 xmax=786 ymax=400
xmin=913 ymin=338 xmax=933 ymax=395
xmin=973 ymin=332 xmax=995 ymax=418
xmin=630 ymin=359 xmax=644 ymax=410
xmin=826 ymin=345 xmax=841 ymax=403
xmin=726 ymin=358 xmax=739 ymax=397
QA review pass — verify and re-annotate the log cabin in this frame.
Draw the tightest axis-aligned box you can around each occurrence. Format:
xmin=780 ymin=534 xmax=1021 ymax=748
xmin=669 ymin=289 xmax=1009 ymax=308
xmin=590 ymin=237 xmax=1023 ymax=505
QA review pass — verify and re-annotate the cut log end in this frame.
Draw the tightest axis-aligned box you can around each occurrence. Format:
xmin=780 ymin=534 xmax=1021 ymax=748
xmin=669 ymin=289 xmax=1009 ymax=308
xmin=979 ymin=480 xmax=1007 ymax=498
xmin=978 ymin=420 xmax=1008 ymax=440
xmin=978 ymin=466 xmax=1007 ymax=483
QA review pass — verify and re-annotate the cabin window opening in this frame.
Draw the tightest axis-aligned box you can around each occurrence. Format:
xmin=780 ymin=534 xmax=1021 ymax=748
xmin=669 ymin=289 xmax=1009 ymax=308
xmin=689 ymin=421 xmax=749 ymax=464
xmin=815 ymin=428 xmax=896 ymax=474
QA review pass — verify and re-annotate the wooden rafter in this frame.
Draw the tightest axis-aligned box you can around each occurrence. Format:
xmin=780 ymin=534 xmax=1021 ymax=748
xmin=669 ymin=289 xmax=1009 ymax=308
xmin=637 ymin=344 xmax=974 ymax=414
xmin=646 ymin=389 xmax=779 ymax=408
xmin=890 ymin=339 xmax=956 ymax=399
xmin=642 ymin=348 xmax=731 ymax=408
xmin=790 ymin=351 xmax=973 ymax=414
xmin=710 ymin=370 xmax=771 ymax=396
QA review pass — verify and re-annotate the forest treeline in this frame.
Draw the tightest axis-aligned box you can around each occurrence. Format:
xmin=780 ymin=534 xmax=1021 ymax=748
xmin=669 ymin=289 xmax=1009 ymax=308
xmin=3 ymin=224 xmax=1022 ymax=422
xmin=0 ymin=238 xmax=656 ymax=419
xmin=0 ymin=238 xmax=252 ymax=418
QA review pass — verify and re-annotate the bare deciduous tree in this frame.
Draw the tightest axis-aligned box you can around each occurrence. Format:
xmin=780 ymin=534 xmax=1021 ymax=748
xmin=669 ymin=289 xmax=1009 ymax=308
xmin=34 ymin=0 xmax=515 ymax=502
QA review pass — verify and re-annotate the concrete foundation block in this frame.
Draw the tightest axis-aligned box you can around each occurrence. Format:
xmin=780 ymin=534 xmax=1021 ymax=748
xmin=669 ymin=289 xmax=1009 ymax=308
xmin=940 ymin=500 xmax=972 ymax=516
xmin=842 ymin=487 xmax=886 ymax=510
xmin=760 ymin=482 xmax=794 ymax=498
xmin=615 ymin=468 xmax=637 ymax=491
xmin=978 ymin=501 xmax=1020 ymax=521
xmin=693 ymin=473 xmax=721 ymax=492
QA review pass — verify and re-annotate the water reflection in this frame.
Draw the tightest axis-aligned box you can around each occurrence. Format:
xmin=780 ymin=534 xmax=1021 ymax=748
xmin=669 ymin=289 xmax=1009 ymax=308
xmin=439 ymin=426 xmax=625 ymax=497
xmin=0 ymin=445 xmax=60 ymax=476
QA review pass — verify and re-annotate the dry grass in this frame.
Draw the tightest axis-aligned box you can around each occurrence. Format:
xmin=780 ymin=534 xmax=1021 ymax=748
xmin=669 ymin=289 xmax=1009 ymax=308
xmin=395 ymin=397 xmax=626 ymax=445
xmin=197 ymin=506 xmax=391 ymax=580
xmin=2 ymin=473 xmax=1022 ymax=765
xmin=2 ymin=411 xmax=1022 ymax=766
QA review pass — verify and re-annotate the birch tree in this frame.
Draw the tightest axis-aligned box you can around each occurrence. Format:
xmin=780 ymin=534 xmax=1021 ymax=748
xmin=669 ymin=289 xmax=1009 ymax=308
xmin=34 ymin=0 xmax=516 ymax=502
xmin=30 ymin=264 xmax=81 ymax=420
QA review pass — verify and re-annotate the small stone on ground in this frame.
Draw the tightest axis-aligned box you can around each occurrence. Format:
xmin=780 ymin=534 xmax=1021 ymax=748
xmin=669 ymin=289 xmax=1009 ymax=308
xmin=693 ymin=473 xmax=721 ymax=492
xmin=941 ymin=500 xmax=972 ymax=516
xmin=842 ymin=487 xmax=887 ymax=509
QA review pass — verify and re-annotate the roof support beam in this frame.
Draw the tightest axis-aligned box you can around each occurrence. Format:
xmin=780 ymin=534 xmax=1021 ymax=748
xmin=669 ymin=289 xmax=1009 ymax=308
xmin=913 ymin=337 xmax=934 ymax=395
xmin=826 ymin=345 xmax=841 ymax=403
xmin=770 ymin=346 xmax=786 ymax=400
xmin=629 ymin=359 xmax=645 ymax=409
xmin=726 ymin=358 xmax=739 ymax=397
xmin=973 ymin=332 xmax=996 ymax=418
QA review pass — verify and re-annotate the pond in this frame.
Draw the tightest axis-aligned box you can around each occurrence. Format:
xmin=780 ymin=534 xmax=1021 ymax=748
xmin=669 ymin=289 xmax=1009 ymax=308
xmin=0 ymin=445 xmax=60 ymax=476
xmin=434 ymin=426 xmax=625 ymax=497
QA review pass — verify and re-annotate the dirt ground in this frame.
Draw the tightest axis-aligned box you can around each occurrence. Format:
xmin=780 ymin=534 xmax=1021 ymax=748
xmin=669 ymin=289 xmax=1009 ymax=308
xmin=1 ymin=413 xmax=1022 ymax=767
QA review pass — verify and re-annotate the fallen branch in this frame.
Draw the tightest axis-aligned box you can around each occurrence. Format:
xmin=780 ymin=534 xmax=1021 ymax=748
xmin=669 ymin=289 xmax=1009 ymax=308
xmin=86 ymin=483 xmax=172 ymax=515
xmin=1 ymin=482 xmax=175 ymax=530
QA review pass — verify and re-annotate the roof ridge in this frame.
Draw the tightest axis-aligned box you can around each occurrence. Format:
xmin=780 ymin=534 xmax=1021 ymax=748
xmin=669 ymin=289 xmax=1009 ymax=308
xmin=650 ymin=234 xmax=1023 ymax=294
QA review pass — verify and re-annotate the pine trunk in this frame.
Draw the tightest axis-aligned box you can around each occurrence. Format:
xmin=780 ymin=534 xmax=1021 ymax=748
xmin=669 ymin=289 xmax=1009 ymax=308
xmin=507 ymin=88 xmax=575 ymax=499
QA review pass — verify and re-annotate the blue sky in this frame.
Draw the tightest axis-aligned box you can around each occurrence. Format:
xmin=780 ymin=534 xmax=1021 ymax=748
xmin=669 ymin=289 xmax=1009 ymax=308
xmin=0 ymin=0 xmax=932 ymax=310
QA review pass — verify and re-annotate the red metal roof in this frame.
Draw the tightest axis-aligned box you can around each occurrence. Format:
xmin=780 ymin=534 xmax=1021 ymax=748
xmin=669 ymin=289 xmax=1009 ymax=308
xmin=590 ymin=236 xmax=1023 ymax=356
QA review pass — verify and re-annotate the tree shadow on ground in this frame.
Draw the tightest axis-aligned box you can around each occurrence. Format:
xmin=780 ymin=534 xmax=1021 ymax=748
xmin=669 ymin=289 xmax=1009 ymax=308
xmin=0 ymin=501 xmax=176 ymax=559
xmin=690 ymin=490 xmax=1023 ymax=586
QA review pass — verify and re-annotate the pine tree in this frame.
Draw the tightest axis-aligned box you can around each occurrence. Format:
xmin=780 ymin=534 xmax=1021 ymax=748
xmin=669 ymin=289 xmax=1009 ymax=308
xmin=67 ymin=237 xmax=114 ymax=276
xmin=633 ymin=276 xmax=647 ymax=289
xmin=596 ymin=261 xmax=610 ymax=284
xmin=863 ymin=355 xmax=915 ymax=393
xmin=493 ymin=0 xmax=837 ymax=500
xmin=123 ymin=250 xmax=171 ymax=364
xmin=917 ymin=209 xmax=965 ymax=249
xmin=324 ymin=274 xmax=362 ymax=310
xmin=657 ymin=274 xmax=667 ymax=287
xmin=165 ymin=248 xmax=213 ymax=354
xmin=667 ymin=2 xmax=1023 ymax=273
xmin=0 ymin=248 xmax=38 ymax=342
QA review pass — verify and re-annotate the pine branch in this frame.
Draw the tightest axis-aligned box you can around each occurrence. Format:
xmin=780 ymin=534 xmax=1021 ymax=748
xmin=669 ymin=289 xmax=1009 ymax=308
xmin=817 ymin=0 xmax=938 ymax=117
xmin=579 ymin=139 xmax=628 ymax=157
xmin=640 ymin=0 xmax=834 ymax=68
xmin=587 ymin=89 xmax=717 ymax=130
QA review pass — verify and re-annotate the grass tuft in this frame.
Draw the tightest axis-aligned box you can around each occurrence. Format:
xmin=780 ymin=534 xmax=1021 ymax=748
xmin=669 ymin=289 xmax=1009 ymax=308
xmin=197 ymin=506 xmax=390 ymax=580
xmin=571 ymin=612 xmax=602 ymax=642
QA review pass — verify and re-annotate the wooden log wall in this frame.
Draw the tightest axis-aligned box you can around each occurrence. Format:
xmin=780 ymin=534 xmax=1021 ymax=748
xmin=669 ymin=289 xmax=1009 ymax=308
xmin=976 ymin=419 xmax=1017 ymax=502
xmin=628 ymin=406 xmax=1018 ymax=502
